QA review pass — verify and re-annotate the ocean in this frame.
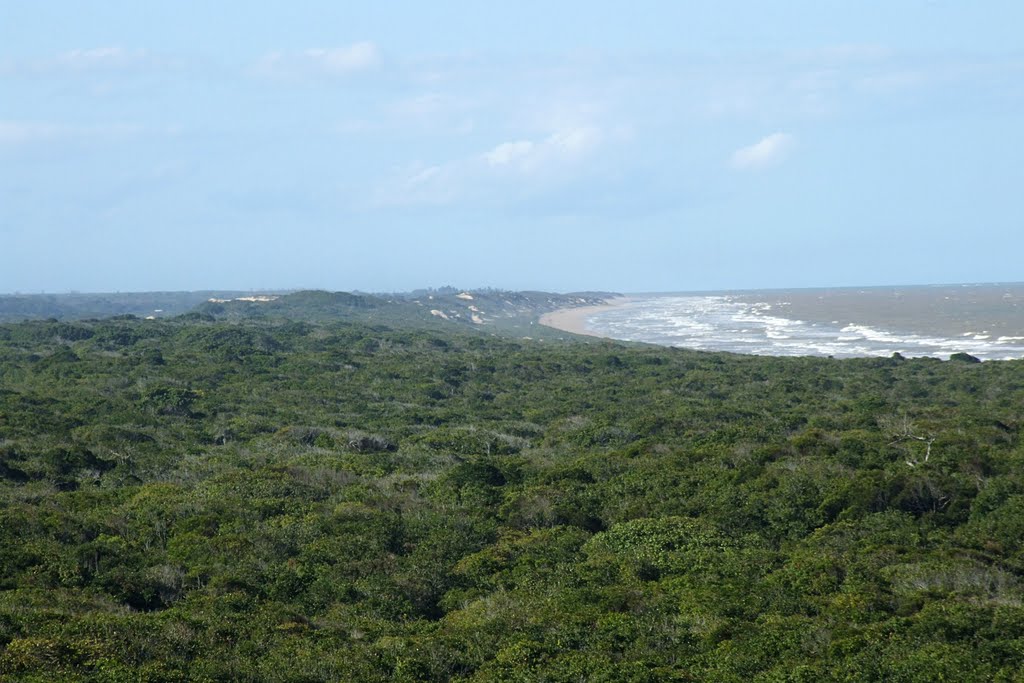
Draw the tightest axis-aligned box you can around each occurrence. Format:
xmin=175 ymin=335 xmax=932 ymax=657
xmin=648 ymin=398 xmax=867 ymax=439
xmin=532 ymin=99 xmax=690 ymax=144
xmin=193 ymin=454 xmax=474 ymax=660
xmin=583 ymin=284 xmax=1024 ymax=361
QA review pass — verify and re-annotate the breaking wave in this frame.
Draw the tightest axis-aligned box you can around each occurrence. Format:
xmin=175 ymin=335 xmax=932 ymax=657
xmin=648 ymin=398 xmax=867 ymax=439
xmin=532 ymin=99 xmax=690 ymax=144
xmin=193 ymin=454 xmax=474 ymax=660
xmin=583 ymin=295 xmax=1024 ymax=361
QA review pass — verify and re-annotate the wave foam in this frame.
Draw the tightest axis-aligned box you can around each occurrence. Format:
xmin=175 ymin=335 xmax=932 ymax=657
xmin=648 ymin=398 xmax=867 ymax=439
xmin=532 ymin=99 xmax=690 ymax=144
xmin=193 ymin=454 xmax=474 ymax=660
xmin=582 ymin=295 xmax=1024 ymax=361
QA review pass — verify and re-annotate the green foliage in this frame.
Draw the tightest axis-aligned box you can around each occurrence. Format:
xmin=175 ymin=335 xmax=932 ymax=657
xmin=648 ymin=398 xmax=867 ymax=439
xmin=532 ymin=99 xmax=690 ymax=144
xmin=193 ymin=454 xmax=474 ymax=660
xmin=2 ymin=314 xmax=1024 ymax=679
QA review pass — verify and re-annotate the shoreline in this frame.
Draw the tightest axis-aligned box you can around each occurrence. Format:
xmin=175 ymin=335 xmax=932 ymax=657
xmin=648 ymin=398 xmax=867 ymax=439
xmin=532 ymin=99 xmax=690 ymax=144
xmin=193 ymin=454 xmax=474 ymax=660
xmin=538 ymin=297 xmax=634 ymax=337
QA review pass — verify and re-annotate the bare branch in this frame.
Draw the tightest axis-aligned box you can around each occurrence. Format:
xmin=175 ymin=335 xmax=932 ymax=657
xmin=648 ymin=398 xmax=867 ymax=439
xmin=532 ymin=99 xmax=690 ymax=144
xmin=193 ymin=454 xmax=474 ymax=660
xmin=880 ymin=413 xmax=936 ymax=467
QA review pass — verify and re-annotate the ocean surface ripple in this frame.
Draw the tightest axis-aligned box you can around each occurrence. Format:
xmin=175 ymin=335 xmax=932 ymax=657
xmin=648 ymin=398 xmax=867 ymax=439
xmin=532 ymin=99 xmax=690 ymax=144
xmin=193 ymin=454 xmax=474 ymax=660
xmin=585 ymin=294 xmax=1024 ymax=361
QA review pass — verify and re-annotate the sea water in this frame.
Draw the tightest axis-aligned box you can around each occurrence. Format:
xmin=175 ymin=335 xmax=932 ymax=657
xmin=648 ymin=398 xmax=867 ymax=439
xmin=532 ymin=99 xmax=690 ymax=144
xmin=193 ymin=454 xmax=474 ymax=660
xmin=583 ymin=285 xmax=1024 ymax=361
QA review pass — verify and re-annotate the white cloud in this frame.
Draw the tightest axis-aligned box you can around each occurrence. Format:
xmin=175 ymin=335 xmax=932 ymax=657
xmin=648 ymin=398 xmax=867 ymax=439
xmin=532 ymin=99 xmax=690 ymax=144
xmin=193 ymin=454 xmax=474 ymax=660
xmin=254 ymin=42 xmax=380 ymax=79
xmin=730 ymin=133 xmax=795 ymax=170
xmin=482 ymin=127 xmax=601 ymax=171
xmin=304 ymin=43 xmax=379 ymax=73
xmin=483 ymin=140 xmax=535 ymax=167
xmin=376 ymin=126 xmax=605 ymax=206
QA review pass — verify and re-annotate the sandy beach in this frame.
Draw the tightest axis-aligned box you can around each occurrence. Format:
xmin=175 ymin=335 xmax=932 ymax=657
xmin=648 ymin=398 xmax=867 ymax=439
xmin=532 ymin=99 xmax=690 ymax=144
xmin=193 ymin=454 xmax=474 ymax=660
xmin=539 ymin=297 xmax=633 ymax=337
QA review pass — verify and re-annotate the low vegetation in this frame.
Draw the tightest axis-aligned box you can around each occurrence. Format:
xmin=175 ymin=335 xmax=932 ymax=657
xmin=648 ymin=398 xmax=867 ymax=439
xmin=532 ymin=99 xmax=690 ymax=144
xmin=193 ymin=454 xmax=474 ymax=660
xmin=2 ymin=311 xmax=1023 ymax=680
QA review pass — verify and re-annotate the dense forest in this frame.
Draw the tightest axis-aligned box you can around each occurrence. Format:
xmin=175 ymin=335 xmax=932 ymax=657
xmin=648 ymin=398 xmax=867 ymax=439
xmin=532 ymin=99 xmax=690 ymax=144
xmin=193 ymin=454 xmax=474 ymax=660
xmin=2 ymin=307 xmax=1024 ymax=680
xmin=0 ymin=289 xmax=613 ymax=338
xmin=0 ymin=292 xmax=253 ymax=323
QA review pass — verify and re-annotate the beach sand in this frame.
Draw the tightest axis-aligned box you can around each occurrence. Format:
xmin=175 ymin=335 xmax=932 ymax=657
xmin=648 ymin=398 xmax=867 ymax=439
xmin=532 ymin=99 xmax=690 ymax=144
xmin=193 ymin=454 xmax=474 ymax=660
xmin=538 ymin=297 xmax=632 ymax=337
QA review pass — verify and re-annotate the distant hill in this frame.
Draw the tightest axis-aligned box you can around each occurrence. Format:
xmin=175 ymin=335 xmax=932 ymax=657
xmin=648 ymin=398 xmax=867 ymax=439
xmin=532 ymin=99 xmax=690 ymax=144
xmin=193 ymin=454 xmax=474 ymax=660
xmin=194 ymin=290 xmax=384 ymax=322
xmin=0 ymin=291 xmax=281 ymax=322
xmin=0 ymin=288 xmax=618 ymax=339
xmin=193 ymin=288 xmax=618 ymax=339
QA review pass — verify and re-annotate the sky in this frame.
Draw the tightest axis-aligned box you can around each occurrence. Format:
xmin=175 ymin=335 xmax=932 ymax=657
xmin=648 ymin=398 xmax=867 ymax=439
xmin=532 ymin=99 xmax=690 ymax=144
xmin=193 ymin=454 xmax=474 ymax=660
xmin=2 ymin=1 xmax=1023 ymax=294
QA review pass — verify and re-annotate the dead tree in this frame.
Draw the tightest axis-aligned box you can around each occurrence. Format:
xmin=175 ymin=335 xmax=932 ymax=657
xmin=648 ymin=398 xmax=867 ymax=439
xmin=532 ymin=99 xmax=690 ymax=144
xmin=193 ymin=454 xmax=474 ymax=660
xmin=878 ymin=413 xmax=936 ymax=467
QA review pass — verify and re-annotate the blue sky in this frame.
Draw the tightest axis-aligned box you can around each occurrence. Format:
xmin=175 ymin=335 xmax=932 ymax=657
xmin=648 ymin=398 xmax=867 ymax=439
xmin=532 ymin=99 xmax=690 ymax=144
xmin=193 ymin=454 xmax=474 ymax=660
xmin=2 ymin=1 xmax=1023 ymax=293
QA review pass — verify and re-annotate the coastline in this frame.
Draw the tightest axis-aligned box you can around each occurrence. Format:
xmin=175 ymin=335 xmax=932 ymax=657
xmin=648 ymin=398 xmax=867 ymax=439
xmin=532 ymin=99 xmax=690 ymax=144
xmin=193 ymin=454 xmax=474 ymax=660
xmin=538 ymin=297 xmax=634 ymax=337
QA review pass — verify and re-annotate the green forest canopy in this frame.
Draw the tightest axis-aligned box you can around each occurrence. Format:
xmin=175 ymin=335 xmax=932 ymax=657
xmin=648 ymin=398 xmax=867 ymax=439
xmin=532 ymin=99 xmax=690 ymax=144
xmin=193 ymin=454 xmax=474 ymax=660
xmin=1 ymin=313 xmax=1024 ymax=680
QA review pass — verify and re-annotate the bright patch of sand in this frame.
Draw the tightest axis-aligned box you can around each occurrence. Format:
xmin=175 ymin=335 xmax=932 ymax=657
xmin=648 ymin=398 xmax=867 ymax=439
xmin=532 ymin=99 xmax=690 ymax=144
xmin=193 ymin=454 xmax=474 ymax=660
xmin=538 ymin=298 xmax=632 ymax=337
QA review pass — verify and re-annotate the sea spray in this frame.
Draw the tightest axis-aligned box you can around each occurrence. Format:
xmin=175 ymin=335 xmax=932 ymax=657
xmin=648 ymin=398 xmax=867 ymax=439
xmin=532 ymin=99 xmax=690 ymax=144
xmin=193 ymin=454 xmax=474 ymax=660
xmin=583 ymin=290 xmax=1024 ymax=361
